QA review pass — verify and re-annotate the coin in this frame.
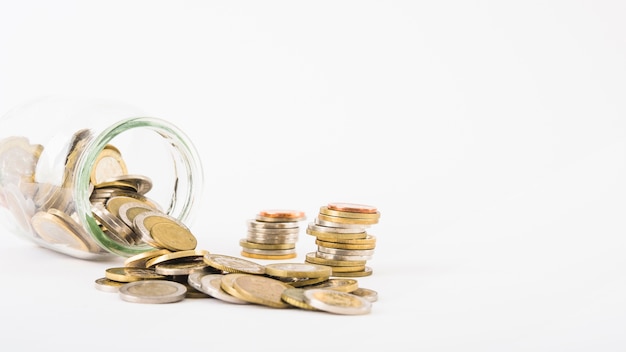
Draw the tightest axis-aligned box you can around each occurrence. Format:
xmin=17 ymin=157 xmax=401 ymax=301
xmin=145 ymin=249 xmax=208 ymax=268
xmin=303 ymin=289 xmax=372 ymax=315
xmin=148 ymin=221 xmax=198 ymax=252
xmin=118 ymin=280 xmax=187 ymax=304
xmin=280 ymin=288 xmax=318 ymax=310
xmin=317 ymin=213 xmax=379 ymax=226
xmin=124 ymin=248 xmax=172 ymax=268
xmin=301 ymin=278 xmax=359 ymax=292
xmin=239 ymin=239 xmax=296 ymax=250
xmin=247 ymin=219 xmax=299 ymax=229
xmin=232 ymin=274 xmax=292 ymax=308
xmin=133 ymin=211 xmax=197 ymax=251
xmin=350 ymin=287 xmax=378 ymax=302
xmin=265 ymin=262 xmax=332 ymax=279
xmin=154 ymin=258 xmax=209 ymax=276
xmin=257 ymin=209 xmax=306 ymax=221
xmin=94 ymin=277 xmax=126 ymax=293
xmin=30 ymin=210 xmax=91 ymax=251
xmin=331 ymin=266 xmax=373 ymax=277
xmin=319 ymin=206 xmax=381 ymax=220
xmin=219 ymin=273 xmax=255 ymax=301
xmin=116 ymin=201 xmax=156 ymax=228
xmin=105 ymin=267 xmax=166 ymax=282
xmin=327 ymin=202 xmax=378 ymax=214
xmin=91 ymin=145 xmax=128 ymax=185
xmin=203 ymin=253 xmax=266 ymax=275
xmin=199 ymin=274 xmax=249 ymax=304
xmin=240 ymin=251 xmax=297 ymax=260
xmin=304 ymin=252 xmax=367 ymax=266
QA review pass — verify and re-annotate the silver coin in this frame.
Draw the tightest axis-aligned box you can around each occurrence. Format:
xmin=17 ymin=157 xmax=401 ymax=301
xmin=308 ymin=222 xmax=367 ymax=234
xmin=94 ymin=277 xmax=125 ymax=293
xmin=97 ymin=174 xmax=153 ymax=195
xmin=316 ymin=246 xmax=375 ymax=257
xmin=240 ymin=248 xmax=297 ymax=256
xmin=199 ymin=274 xmax=249 ymax=304
xmin=246 ymin=227 xmax=300 ymax=235
xmin=314 ymin=250 xmax=373 ymax=261
xmin=91 ymin=203 xmax=137 ymax=245
xmin=117 ymin=201 xmax=159 ymax=229
xmin=187 ymin=270 xmax=209 ymax=291
xmin=247 ymin=219 xmax=299 ymax=229
xmin=303 ymin=288 xmax=372 ymax=315
xmin=118 ymin=280 xmax=187 ymax=304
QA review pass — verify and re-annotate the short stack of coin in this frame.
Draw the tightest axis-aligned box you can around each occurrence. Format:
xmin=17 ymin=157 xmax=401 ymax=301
xmin=305 ymin=202 xmax=380 ymax=277
xmin=239 ymin=209 xmax=306 ymax=260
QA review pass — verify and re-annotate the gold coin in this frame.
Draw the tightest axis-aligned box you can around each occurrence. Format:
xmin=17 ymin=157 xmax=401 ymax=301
xmin=104 ymin=267 xmax=165 ymax=282
xmin=203 ymin=253 xmax=266 ymax=275
xmin=319 ymin=206 xmax=381 ymax=220
xmin=327 ymin=202 xmax=378 ymax=214
xmin=331 ymin=266 xmax=373 ymax=277
xmin=258 ymin=209 xmax=306 ymax=220
xmin=219 ymin=273 xmax=254 ymax=301
xmin=304 ymin=252 xmax=366 ymax=267
xmin=145 ymin=249 xmax=208 ymax=268
xmin=265 ymin=262 xmax=332 ymax=279
xmin=239 ymin=239 xmax=296 ymax=250
xmin=281 ymin=288 xmax=318 ymax=310
xmin=306 ymin=227 xmax=367 ymax=241
xmin=303 ymin=288 xmax=372 ymax=315
xmin=302 ymin=278 xmax=359 ymax=293
xmin=315 ymin=238 xmax=376 ymax=250
xmin=317 ymin=213 xmax=378 ymax=226
xmin=149 ymin=221 xmax=197 ymax=251
xmin=240 ymin=251 xmax=298 ymax=260
xmin=124 ymin=248 xmax=172 ymax=268
xmin=232 ymin=274 xmax=291 ymax=308
xmin=284 ymin=276 xmax=329 ymax=288
xmin=326 ymin=265 xmax=367 ymax=273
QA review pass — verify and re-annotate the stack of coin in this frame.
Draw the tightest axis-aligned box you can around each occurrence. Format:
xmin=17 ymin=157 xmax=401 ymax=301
xmin=305 ymin=202 xmax=380 ymax=277
xmin=239 ymin=209 xmax=306 ymax=260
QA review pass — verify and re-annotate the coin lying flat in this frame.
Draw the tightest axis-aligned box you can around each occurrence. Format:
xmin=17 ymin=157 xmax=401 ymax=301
xmin=350 ymin=287 xmax=378 ymax=302
xmin=105 ymin=267 xmax=166 ymax=282
xmin=303 ymin=288 xmax=372 ymax=315
xmin=118 ymin=280 xmax=187 ymax=304
xmin=265 ymin=262 xmax=332 ymax=279
xmin=232 ymin=274 xmax=292 ymax=308
xmin=203 ymin=253 xmax=266 ymax=275
xmin=94 ymin=277 xmax=126 ymax=293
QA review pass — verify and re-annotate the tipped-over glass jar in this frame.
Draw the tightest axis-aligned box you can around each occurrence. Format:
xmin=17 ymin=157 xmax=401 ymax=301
xmin=0 ymin=96 xmax=204 ymax=260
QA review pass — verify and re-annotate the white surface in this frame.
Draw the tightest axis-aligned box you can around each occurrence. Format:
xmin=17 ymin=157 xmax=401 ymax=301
xmin=1 ymin=1 xmax=625 ymax=351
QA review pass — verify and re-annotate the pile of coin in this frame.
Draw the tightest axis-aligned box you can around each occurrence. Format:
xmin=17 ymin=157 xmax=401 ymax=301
xmin=239 ymin=209 xmax=306 ymax=260
xmin=95 ymin=250 xmax=378 ymax=314
xmin=305 ymin=202 xmax=380 ymax=277
xmin=0 ymin=129 xmax=198 ymax=256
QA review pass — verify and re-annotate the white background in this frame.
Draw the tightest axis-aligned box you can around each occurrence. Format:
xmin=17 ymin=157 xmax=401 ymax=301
xmin=1 ymin=1 xmax=625 ymax=351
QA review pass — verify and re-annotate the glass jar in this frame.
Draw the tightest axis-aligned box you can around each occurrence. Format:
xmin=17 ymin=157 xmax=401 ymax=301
xmin=0 ymin=96 xmax=204 ymax=260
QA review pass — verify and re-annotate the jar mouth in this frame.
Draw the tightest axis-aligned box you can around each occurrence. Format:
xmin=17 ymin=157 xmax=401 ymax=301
xmin=74 ymin=117 xmax=204 ymax=257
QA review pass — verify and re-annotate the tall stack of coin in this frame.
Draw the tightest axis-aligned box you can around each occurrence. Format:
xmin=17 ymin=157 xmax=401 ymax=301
xmin=240 ymin=209 xmax=306 ymax=260
xmin=305 ymin=202 xmax=380 ymax=277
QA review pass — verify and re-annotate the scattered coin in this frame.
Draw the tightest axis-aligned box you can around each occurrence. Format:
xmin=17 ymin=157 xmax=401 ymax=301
xmin=303 ymin=288 xmax=372 ymax=315
xmin=119 ymin=280 xmax=187 ymax=304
